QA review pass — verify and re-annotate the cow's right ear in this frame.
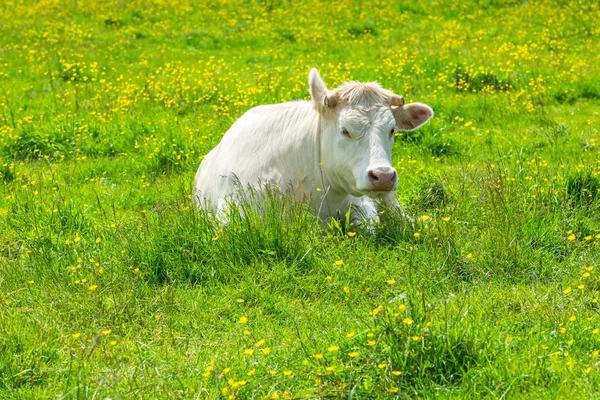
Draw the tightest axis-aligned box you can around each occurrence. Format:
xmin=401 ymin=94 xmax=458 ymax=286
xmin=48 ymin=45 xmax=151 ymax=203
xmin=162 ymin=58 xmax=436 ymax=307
xmin=309 ymin=68 xmax=337 ymax=111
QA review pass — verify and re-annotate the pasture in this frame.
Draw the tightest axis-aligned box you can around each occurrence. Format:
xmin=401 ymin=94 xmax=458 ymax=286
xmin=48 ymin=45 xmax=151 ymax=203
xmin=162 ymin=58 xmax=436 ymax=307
xmin=1 ymin=0 xmax=599 ymax=398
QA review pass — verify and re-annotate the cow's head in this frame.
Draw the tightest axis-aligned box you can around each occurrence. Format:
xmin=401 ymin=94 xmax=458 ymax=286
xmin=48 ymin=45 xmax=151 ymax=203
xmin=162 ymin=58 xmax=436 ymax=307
xmin=309 ymin=68 xmax=433 ymax=198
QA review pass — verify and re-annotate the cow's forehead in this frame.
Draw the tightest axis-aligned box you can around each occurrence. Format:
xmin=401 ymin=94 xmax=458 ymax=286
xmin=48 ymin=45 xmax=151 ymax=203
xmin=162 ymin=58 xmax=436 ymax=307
xmin=340 ymin=105 xmax=394 ymax=126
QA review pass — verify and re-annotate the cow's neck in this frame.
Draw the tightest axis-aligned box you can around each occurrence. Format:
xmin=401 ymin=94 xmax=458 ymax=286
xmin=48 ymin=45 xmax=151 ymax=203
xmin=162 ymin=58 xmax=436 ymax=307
xmin=315 ymin=114 xmax=349 ymax=217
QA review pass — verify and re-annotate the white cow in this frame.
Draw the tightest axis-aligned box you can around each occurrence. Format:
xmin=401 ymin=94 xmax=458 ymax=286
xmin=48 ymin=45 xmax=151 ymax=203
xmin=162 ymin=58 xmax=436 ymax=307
xmin=193 ymin=69 xmax=433 ymax=223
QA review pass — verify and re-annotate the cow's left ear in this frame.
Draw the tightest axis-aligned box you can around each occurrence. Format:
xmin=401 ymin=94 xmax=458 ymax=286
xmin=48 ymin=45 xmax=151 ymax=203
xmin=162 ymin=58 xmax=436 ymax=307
xmin=309 ymin=68 xmax=338 ymax=111
xmin=392 ymin=103 xmax=434 ymax=131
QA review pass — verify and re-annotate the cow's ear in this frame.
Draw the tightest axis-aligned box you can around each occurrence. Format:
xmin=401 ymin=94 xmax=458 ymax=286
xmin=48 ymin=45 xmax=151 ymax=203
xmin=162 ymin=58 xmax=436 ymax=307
xmin=309 ymin=68 xmax=337 ymax=110
xmin=392 ymin=103 xmax=434 ymax=131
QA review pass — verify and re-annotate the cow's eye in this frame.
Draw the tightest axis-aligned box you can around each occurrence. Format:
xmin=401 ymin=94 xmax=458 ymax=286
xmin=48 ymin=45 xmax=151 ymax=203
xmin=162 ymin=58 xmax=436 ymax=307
xmin=341 ymin=128 xmax=351 ymax=138
xmin=389 ymin=128 xmax=395 ymax=137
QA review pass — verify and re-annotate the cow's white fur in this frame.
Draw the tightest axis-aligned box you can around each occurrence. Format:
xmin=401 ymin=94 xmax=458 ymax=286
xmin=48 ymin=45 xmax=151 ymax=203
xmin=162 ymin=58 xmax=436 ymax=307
xmin=193 ymin=69 xmax=433 ymax=223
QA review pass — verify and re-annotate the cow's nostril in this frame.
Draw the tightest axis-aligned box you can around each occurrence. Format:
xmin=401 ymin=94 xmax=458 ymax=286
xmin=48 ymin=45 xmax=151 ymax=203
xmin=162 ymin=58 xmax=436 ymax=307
xmin=368 ymin=170 xmax=379 ymax=183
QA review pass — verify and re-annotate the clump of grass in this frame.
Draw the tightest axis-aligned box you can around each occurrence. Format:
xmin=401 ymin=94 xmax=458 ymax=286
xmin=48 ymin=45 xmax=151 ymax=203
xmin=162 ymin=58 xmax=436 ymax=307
xmin=104 ymin=17 xmax=123 ymax=28
xmin=412 ymin=179 xmax=450 ymax=210
xmin=60 ymin=63 xmax=94 ymax=83
xmin=367 ymin=206 xmax=415 ymax=246
xmin=4 ymin=128 xmax=72 ymax=160
xmin=422 ymin=134 xmax=462 ymax=157
xmin=347 ymin=23 xmax=379 ymax=38
xmin=553 ymin=80 xmax=600 ymax=103
xmin=214 ymin=185 xmax=321 ymax=269
xmin=0 ymin=163 xmax=15 ymax=183
xmin=126 ymin=188 xmax=321 ymax=285
xmin=567 ymin=171 xmax=599 ymax=206
xmin=185 ymin=30 xmax=222 ymax=49
xmin=378 ymin=304 xmax=491 ymax=389
xmin=453 ymin=64 xmax=512 ymax=93
xmin=153 ymin=140 xmax=192 ymax=175
xmin=125 ymin=205 xmax=216 ymax=285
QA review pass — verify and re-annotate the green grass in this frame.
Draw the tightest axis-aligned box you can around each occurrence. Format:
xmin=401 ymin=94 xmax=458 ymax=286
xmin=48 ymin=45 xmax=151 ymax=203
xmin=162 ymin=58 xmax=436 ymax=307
xmin=1 ymin=0 xmax=600 ymax=398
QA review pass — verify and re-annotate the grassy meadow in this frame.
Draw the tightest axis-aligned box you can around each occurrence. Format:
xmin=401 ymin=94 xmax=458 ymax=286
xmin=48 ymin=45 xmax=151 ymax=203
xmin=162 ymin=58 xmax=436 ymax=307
xmin=1 ymin=0 xmax=600 ymax=398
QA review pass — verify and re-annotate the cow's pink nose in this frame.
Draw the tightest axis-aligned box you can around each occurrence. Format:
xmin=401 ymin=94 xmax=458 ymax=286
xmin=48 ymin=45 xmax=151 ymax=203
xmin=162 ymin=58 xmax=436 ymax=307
xmin=368 ymin=167 xmax=397 ymax=191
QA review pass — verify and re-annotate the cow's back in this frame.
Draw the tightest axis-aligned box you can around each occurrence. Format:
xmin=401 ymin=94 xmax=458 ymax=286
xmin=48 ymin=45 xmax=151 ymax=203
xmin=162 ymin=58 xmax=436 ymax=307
xmin=193 ymin=101 xmax=319 ymax=211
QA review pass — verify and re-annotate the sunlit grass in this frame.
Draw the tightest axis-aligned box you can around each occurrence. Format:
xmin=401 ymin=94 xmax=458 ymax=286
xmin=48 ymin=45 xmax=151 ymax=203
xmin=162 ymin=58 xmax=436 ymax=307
xmin=1 ymin=0 xmax=600 ymax=398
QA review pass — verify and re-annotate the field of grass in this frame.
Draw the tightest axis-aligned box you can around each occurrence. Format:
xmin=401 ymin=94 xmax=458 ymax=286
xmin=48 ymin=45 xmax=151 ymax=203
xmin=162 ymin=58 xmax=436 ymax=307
xmin=1 ymin=0 xmax=600 ymax=398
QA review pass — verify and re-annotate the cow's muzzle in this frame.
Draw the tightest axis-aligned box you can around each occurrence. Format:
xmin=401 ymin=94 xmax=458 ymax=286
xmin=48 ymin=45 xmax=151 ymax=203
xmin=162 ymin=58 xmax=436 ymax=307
xmin=367 ymin=167 xmax=397 ymax=191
